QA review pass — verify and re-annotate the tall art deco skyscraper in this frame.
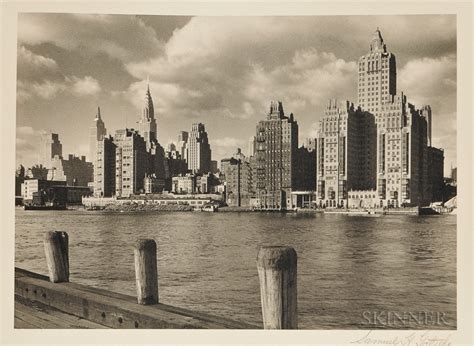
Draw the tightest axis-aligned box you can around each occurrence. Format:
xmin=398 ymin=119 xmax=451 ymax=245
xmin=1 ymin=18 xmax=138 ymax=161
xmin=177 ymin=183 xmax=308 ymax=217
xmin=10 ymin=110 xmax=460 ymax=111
xmin=138 ymin=83 xmax=158 ymax=149
xmin=357 ymin=28 xmax=397 ymax=113
xmin=359 ymin=28 xmax=428 ymax=207
xmin=255 ymin=101 xmax=298 ymax=210
xmin=186 ymin=123 xmax=211 ymax=174
xmin=89 ymin=106 xmax=106 ymax=163
xmin=316 ymin=28 xmax=432 ymax=209
xmin=41 ymin=132 xmax=62 ymax=168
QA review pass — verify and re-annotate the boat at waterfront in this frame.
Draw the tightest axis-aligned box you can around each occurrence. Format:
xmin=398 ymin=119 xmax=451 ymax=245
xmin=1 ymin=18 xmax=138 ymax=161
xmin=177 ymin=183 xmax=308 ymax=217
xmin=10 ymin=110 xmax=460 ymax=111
xmin=324 ymin=209 xmax=384 ymax=216
xmin=347 ymin=213 xmax=383 ymax=217
xmin=24 ymin=204 xmax=67 ymax=211
xmin=202 ymin=204 xmax=218 ymax=212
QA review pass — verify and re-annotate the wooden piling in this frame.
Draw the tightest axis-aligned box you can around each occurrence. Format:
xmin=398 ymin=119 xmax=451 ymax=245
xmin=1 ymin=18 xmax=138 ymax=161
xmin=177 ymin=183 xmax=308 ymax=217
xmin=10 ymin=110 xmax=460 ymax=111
xmin=43 ymin=231 xmax=69 ymax=283
xmin=257 ymin=246 xmax=297 ymax=329
xmin=134 ymin=239 xmax=158 ymax=305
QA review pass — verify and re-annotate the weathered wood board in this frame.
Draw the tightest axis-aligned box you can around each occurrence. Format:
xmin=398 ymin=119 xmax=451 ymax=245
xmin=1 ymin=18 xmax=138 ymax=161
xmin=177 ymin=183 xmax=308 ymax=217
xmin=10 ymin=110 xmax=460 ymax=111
xmin=15 ymin=267 xmax=259 ymax=329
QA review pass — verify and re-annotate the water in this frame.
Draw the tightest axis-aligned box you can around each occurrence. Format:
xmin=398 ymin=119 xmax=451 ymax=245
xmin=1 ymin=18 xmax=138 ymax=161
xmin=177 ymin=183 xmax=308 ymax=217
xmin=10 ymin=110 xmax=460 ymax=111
xmin=15 ymin=209 xmax=456 ymax=329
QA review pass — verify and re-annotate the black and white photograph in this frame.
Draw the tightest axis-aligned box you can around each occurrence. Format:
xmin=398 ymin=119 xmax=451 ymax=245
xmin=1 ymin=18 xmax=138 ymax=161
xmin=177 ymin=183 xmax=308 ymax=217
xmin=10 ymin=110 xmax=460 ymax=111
xmin=1 ymin=1 xmax=473 ymax=345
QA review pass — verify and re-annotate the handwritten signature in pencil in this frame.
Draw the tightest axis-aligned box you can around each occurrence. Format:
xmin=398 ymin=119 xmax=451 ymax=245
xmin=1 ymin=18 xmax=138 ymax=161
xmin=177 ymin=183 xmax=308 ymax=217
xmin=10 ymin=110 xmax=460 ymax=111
xmin=350 ymin=330 xmax=452 ymax=346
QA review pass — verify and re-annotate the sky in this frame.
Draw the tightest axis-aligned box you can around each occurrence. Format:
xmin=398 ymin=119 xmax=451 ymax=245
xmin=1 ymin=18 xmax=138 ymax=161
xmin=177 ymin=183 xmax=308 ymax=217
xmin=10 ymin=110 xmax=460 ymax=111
xmin=16 ymin=14 xmax=457 ymax=175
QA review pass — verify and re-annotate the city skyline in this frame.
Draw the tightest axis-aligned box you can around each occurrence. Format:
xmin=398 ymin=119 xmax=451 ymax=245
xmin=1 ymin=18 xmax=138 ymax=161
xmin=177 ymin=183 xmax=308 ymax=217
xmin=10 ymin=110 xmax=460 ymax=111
xmin=16 ymin=14 xmax=456 ymax=175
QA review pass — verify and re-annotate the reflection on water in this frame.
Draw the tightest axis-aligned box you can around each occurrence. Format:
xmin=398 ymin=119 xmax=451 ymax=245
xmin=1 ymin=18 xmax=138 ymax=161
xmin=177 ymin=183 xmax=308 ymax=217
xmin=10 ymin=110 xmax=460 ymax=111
xmin=15 ymin=210 xmax=456 ymax=329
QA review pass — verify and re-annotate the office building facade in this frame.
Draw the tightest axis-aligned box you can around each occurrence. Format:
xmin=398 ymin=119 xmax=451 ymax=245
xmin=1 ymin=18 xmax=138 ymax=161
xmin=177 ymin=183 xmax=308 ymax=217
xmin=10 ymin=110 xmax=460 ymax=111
xmin=255 ymin=101 xmax=298 ymax=209
xmin=41 ymin=133 xmax=62 ymax=168
xmin=93 ymin=136 xmax=116 ymax=197
xmin=186 ymin=123 xmax=212 ymax=174
xmin=316 ymin=100 xmax=376 ymax=208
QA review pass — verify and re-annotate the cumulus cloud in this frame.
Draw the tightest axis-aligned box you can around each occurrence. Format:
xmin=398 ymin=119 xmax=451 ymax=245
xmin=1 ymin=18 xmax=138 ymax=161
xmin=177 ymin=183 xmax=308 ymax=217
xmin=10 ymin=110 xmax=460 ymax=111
xmin=18 ymin=46 xmax=57 ymax=70
xmin=31 ymin=80 xmax=66 ymax=99
xmin=124 ymin=17 xmax=358 ymax=126
xmin=399 ymin=55 xmax=456 ymax=157
xmin=70 ymin=76 xmax=101 ymax=96
xmin=18 ymin=75 xmax=101 ymax=101
xmin=17 ymin=45 xmax=102 ymax=102
xmin=17 ymin=46 xmax=63 ymax=83
xmin=399 ymin=54 xmax=456 ymax=105
xmin=18 ymin=13 xmax=164 ymax=63
xmin=244 ymin=50 xmax=357 ymax=116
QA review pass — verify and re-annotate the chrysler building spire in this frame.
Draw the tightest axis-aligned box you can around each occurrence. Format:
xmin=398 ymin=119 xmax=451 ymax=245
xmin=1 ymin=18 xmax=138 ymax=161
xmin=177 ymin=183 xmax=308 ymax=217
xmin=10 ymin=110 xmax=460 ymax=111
xmin=143 ymin=79 xmax=155 ymax=120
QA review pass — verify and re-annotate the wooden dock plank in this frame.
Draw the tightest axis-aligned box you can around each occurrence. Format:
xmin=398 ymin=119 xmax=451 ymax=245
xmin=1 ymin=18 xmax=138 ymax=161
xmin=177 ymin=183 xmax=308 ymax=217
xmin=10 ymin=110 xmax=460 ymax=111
xmin=14 ymin=316 xmax=38 ymax=329
xmin=15 ymin=304 xmax=65 ymax=328
xmin=62 ymin=281 xmax=259 ymax=328
xmin=15 ymin=267 xmax=258 ymax=329
xmin=15 ymin=295 xmax=109 ymax=329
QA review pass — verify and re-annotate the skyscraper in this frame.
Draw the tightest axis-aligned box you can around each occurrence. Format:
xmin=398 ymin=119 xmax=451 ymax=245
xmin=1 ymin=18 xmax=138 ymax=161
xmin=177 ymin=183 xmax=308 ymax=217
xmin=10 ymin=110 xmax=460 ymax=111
xmin=114 ymin=129 xmax=149 ymax=197
xmin=255 ymin=101 xmax=298 ymax=210
xmin=357 ymin=28 xmax=397 ymax=113
xmin=375 ymin=95 xmax=429 ymax=207
xmin=89 ymin=106 xmax=107 ymax=163
xmin=138 ymin=83 xmax=157 ymax=149
xmin=357 ymin=29 xmax=429 ymax=207
xmin=316 ymin=100 xmax=376 ymax=208
xmin=41 ymin=132 xmax=62 ymax=168
xmin=137 ymin=83 xmax=166 ymax=185
xmin=94 ymin=136 xmax=116 ymax=197
xmin=177 ymin=131 xmax=189 ymax=162
xmin=186 ymin=123 xmax=212 ymax=173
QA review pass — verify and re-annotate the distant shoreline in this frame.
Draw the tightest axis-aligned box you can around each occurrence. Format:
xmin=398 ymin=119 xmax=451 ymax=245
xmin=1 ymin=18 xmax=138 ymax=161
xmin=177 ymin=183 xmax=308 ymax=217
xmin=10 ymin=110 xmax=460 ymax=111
xmin=16 ymin=204 xmax=455 ymax=216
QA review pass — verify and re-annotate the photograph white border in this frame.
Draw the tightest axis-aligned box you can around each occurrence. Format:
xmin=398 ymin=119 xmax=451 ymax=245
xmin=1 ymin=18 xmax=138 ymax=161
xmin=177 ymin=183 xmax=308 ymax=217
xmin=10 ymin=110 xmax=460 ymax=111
xmin=1 ymin=0 xmax=472 ymax=344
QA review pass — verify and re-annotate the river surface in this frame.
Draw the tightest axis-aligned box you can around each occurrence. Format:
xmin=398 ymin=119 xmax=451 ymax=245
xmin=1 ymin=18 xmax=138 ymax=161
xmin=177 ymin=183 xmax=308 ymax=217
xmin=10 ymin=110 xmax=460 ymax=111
xmin=15 ymin=209 xmax=456 ymax=329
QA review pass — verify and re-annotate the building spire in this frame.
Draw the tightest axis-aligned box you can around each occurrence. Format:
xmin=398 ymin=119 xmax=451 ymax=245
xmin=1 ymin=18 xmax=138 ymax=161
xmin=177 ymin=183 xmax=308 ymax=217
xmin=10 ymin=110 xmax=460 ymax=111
xmin=96 ymin=106 xmax=101 ymax=120
xmin=370 ymin=27 xmax=385 ymax=52
xmin=142 ymin=78 xmax=155 ymax=120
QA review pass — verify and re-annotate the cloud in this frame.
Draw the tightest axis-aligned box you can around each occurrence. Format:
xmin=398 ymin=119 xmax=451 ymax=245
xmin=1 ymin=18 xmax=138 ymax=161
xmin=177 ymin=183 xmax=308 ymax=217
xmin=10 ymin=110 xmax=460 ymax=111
xmin=32 ymin=80 xmax=66 ymax=99
xmin=17 ymin=45 xmax=102 ymax=102
xmin=124 ymin=19 xmax=357 ymax=125
xmin=17 ymin=46 xmax=63 ymax=82
xmin=399 ymin=54 xmax=456 ymax=106
xmin=18 ymin=13 xmax=164 ymax=63
xmin=210 ymin=137 xmax=246 ymax=159
xmin=244 ymin=49 xmax=357 ymax=117
xmin=18 ymin=46 xmax=57 ymax=70
xmin=18 ymin=76 xmax=101 ymax=101
xmin=399 ymin=54 xmax=456 ymax=166
xmin=70 ymin=76 xmax=101 ymax=96
xmin=16 ymin=126 xmax=44 ymax=166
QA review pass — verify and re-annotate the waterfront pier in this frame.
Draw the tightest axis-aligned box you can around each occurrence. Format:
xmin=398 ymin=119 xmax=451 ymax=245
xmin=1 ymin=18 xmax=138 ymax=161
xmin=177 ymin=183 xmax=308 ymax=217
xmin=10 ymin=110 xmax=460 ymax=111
xmin=14 ymin=231 xmax=297 ymax=329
